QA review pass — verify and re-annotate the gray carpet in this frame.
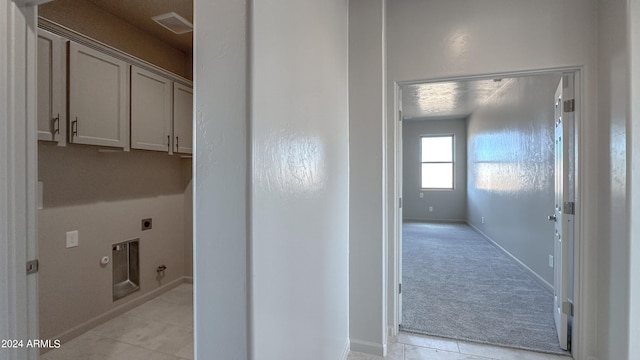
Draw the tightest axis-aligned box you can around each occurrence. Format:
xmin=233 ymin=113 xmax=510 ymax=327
xmin=401 ymin=222 xmax=568 ymax=355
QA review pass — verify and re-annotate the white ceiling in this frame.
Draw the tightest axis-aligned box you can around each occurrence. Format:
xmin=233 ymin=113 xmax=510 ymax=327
xmin=401 ymin=79 xmax=511 ymax=120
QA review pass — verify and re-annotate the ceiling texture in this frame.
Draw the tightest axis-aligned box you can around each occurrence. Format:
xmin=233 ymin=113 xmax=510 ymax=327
xmin=401 ymin=79 xmax=511 ymax=121
xmin=85 ymin=0 xmax=193 ymax=53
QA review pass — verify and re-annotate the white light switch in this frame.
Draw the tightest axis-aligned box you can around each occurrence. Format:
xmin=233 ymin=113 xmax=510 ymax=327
xmin=549 ymin=255 xmax=554 ymax=268
xmin=66 ymin=230 xmax=79 ymax=248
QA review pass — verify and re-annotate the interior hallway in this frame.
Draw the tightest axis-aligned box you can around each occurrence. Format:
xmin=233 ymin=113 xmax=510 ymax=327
xmin=41 ymin=284 xmax=193 ymax=360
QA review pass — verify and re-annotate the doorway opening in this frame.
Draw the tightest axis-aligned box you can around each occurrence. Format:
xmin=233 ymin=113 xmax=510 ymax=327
xmin=34 ymin=1 xmax=195 ymax=359
xmin=392 ymin=70 xmax=579 ymax=356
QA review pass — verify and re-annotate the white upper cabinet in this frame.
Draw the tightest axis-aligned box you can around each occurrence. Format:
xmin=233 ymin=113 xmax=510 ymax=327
xmin=173 ymin=83 xmax=193 ymax=154
xmin=68 ymin=42 xmax=130 ymax=149
xmin=131 ymin=66 xmax=173 ymax=152
xmin=37 ymin=29 xmax=67 ymax=144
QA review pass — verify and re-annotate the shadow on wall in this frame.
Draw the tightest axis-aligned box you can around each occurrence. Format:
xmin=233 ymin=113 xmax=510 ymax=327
xmin=39 ymin=142 xmax=192 ymax=208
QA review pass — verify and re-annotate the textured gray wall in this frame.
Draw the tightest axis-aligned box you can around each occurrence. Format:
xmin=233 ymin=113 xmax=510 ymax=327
xmin=349 ymin=0 xmax=387 ymax=353
xmin=466 ymin=75 xmax=560 ymax=286
xmin=38 ymin=143 xmax=190 ymax=339
xmin=403 ymin=118 xmax=467 ymax=221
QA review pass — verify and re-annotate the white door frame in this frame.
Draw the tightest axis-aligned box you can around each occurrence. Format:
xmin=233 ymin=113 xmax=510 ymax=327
xmin=390 ymin=67 xmax=591 ymax=357
xmin=1 ymin=1 xmax=39 ymax=359
xmin=392 ymin=86 xmax=403 ymax=330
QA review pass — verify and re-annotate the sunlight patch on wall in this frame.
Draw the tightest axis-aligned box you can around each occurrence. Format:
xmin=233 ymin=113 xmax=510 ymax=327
xmin=256 ymin=130 xmax=326 ymax=198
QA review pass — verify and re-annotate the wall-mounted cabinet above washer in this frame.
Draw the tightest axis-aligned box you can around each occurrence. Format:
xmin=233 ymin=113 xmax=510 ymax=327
xmin=37 ymin=23 xmax=193 ymax=155
xmin=37 ymin=29 xmax=67 ymax=145
xmin=68 ymin=42 xmax=130 ymax=149
xmin=131 ymin=66 xmax=173 ymax=153
xmin=172 ymin=83 xmax=193 ymax=154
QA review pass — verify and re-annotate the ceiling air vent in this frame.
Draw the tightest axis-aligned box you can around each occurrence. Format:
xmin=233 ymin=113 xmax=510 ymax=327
xmin=152 ymin=12 xmax=193 ymax=34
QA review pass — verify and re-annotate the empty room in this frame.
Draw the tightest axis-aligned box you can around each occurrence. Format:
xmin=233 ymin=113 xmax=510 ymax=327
xmin=399 ymin=73 xmax=574 ymax=357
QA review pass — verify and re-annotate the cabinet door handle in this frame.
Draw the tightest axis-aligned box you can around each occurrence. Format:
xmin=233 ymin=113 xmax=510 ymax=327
xmin=167 ymin=135 xmax=170 ymax=151
xmin=52 ymin=113 xmax=60 ymax=135
xmin=71 ymin=117 xmax=78 ymax=139
xmin=176 ymin=136 xmax=179 ymax=152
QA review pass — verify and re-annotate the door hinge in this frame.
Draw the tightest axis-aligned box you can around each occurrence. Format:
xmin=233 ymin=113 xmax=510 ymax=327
xmin=399 ymin=283 xmax=402 ymax=294
xmin=562 ymin=301 xmax=573 ymax=316
xmin=399 ymin=197 xmax=402 ymax=208
xmin=563 ymin=99 xmax=575 ymax=113
xmin=26 ymin=259 xmax=39 ymax=275
xmin=563 ymin=201 xmax=575 ymax=215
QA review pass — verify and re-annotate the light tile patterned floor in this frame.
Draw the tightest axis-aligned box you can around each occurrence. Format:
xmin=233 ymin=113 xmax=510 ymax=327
xmin=42 ymin=283 xmax=572 ymax=360
xmin=42 ymin=284 xmax=193 ymax=360
xmin=349 ymin=332 xmax=573 ymax=360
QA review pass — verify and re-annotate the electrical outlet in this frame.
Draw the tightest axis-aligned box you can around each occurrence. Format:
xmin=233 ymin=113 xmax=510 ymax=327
xmin=428 ymin=206 xmax=433 ymax=212
xmin=66 ymin=230 xmax=79 ymax=248
xmin=419 ymin=192 xmax=423 ymax=198
xmin=482 ymin=216 xmax=485 ymax=224
xmin=549 ymin=255 xmax=554 ymax=268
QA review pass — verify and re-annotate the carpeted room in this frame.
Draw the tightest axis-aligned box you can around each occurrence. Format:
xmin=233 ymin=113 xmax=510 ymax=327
xmin=399 ymin=73 xmax=573 ymax=356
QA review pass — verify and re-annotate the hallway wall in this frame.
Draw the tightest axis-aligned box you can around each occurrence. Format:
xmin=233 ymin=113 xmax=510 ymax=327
xmin=597 ymin=0 xmax=631 ymax=358
xmin=194 ymin=0 xmax=350 ymax=359
xmin=250 ymin=1 xmax=350 ymax=358
xmin=349 ymin=0 xmax=387 ymax=354
xmin=193 ymin=0 xmax=248 ymax=358
xmin=466 ymin=75 xmax=559 ymax=287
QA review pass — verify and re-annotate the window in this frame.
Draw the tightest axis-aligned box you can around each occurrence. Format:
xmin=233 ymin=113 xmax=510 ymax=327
xmin=421 ymin=135 xmax=454 ymax=189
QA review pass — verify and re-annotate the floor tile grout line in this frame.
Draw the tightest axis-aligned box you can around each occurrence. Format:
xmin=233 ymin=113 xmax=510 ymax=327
xmin=396 ymin=333 xmax=561 ymax=360
xmin=86 ymin=313 xmax=193 ymax=356
xmin=402 ymin=343 xmax=498 ymax=360
xmin=92 ymin=331 xmax=180 ymax=359
xmin=454 ymin=339 xmax=461 ymax=353
xmin=114 ymin=310 xmax=194 ymax=331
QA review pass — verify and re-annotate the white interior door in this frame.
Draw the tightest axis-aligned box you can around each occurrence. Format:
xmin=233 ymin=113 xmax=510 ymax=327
xmin=397 ymin=87 xmax=403 ymax=328
xmin=551 ymin=76 xmax=573 ymax=350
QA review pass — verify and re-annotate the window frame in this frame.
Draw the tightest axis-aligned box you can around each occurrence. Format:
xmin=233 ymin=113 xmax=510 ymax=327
xmin=420 ymin=134 xmax=455 ymax=190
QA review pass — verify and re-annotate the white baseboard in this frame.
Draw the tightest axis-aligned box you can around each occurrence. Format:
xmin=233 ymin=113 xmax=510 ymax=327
xmin=466 ymin=222 xmax=553 ymax=293
xmin=349 ymin=339 xmax=386 ymax=356
xmin=340 ymin=338 xmax=351 ymax=360
xmin=403 ymin=218 xmax=466 ymax=223
xmin=43 ymin=276 xmax=191 ymax=353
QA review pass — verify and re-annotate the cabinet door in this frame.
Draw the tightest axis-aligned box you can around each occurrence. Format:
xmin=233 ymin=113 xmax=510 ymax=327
xmin=173 ymin=83 xmax=193 ymax=154
xmin=37 ymin=29 xmax=66 ymax=144
xmin=68 ymin=42 xmax=130 ymax=149
xmin=131 ymin=66 xmax=172 ymax=152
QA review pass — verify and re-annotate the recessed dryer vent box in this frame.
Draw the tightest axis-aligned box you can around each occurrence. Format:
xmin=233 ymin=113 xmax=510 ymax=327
xmin=112 ymin=239 xmax=140 ymax=301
